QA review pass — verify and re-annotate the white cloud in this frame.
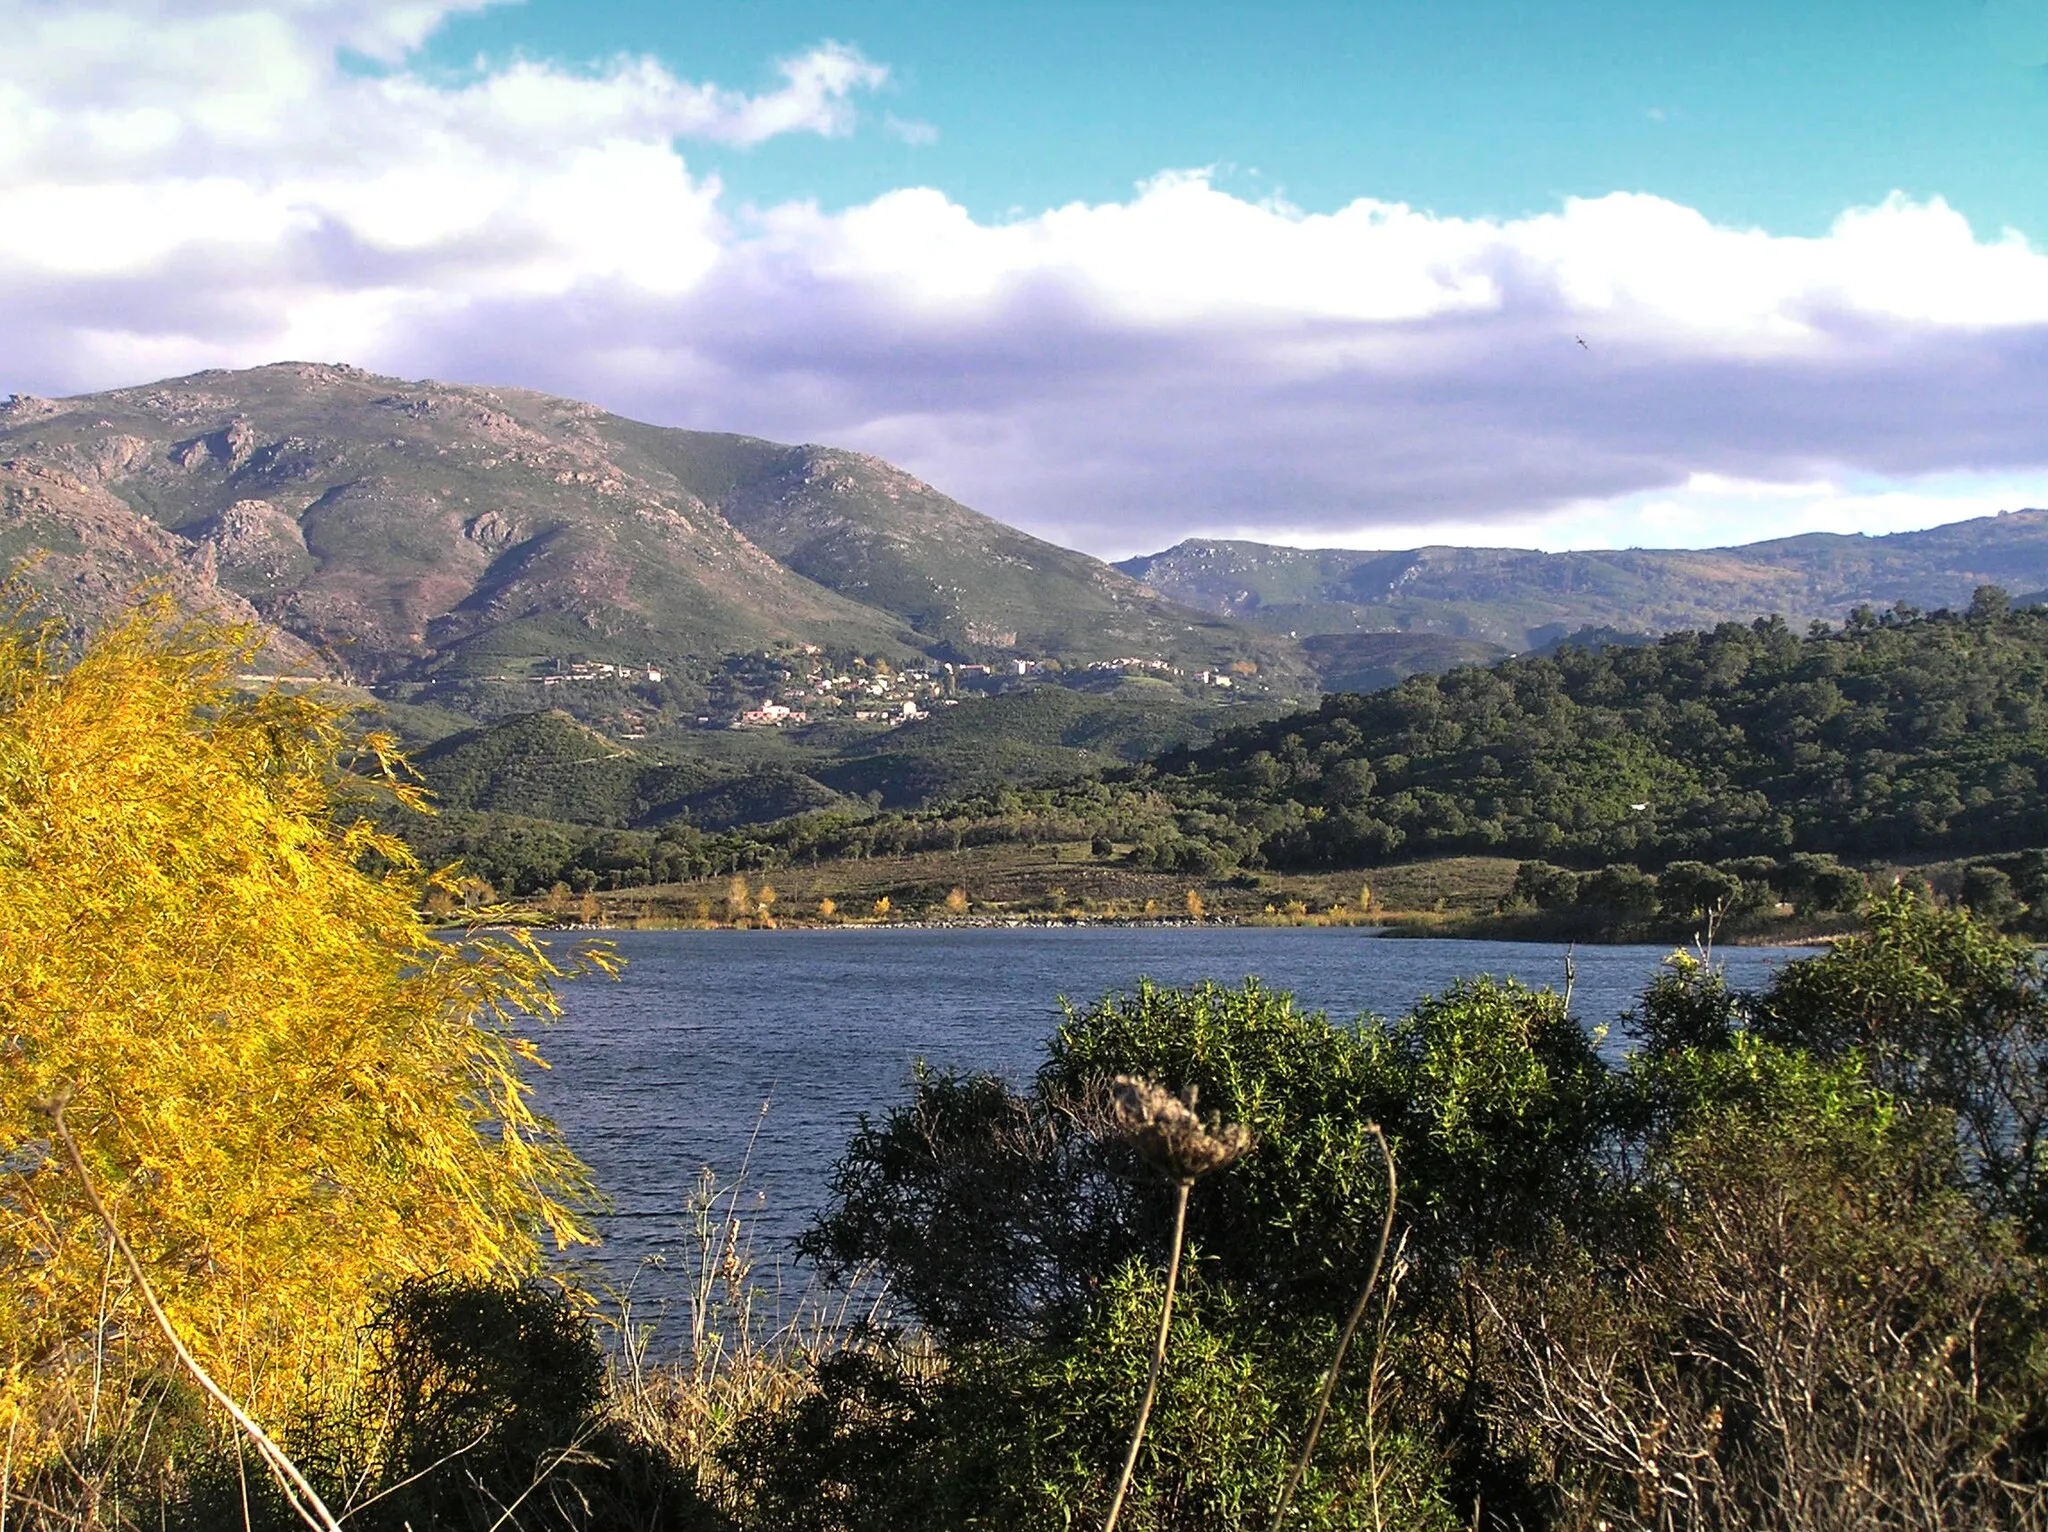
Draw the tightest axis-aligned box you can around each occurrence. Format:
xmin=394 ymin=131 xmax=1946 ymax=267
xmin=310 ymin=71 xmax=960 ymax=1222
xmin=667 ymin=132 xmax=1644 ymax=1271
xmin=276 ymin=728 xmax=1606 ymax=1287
xmin=884 ymin=113 xmax=938 ymax=146
xmin=1264 ymin=473 xmax=2048 ymax=559
xmin=0 ymin=2 xmax=887 ymax=182
xmin=3 ymin=1 xmax=2048 ymax=559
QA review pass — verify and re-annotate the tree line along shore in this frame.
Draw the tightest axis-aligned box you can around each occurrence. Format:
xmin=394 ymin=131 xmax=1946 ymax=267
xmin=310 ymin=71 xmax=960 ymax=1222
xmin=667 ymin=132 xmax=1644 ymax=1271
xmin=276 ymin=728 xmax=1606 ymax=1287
xmin=405 ymin=592 xmax=2048 ymax=946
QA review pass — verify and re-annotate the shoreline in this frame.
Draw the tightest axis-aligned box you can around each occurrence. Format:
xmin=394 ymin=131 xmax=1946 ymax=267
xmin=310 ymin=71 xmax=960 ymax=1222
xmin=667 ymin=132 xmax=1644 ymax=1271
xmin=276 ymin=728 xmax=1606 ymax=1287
xmin=501 ymin=910 xmax=1841 ymax=947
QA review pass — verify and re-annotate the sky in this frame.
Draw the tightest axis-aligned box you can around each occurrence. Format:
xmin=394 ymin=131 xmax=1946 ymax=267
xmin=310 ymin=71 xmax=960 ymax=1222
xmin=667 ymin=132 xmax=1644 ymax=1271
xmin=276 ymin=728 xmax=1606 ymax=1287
xmin=4 ymin=1 xmax=2048 ymax=558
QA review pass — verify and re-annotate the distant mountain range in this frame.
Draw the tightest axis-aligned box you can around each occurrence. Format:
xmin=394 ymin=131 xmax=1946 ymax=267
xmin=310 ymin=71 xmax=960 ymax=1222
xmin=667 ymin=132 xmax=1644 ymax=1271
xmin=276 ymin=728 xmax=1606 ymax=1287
xmin=0 ymin=363 xmax=1292 ymax=692
xmin=8 ymin=362 xmax=2048 ymax=728
xmin=1117 ymin=518 xmax=2048 ymax=651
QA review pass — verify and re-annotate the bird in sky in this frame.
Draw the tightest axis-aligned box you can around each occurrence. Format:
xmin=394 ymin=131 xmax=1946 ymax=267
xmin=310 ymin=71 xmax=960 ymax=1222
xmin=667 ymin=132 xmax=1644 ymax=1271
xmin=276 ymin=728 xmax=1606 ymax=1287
xmin=1576 ymin=335 xmax=1590 ymax=349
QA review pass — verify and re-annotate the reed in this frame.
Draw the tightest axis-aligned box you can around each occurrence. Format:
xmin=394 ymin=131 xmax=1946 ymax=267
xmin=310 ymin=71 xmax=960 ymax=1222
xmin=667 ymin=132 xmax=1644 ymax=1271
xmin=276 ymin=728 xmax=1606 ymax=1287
xmin=1098 ymin=1077 xmax=1251 ymax=1532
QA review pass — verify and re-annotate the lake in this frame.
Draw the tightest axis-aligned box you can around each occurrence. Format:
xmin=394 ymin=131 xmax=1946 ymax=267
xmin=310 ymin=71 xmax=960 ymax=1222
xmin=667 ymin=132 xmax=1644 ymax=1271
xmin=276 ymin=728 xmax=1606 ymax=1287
xmin=531 ymin=926 xmax=1806 ymax=1303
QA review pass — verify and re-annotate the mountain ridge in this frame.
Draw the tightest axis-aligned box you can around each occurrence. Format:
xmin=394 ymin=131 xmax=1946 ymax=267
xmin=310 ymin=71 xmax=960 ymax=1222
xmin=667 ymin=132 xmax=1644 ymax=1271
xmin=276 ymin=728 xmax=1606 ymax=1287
xmin=1118 ymin=515 xmax=2048 ymax=651
xmin=0 ymin=363 xmax=1294 ymax=696
xmin=14 ymin=362 xmax=2048 ymax=719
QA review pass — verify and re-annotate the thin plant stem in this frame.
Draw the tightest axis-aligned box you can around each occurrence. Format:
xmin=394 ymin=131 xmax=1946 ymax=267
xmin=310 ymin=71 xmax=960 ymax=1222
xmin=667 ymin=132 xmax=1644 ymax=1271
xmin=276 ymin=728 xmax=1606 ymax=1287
xmin=2 ymin=1405 xmax=17 ymax=1532
xmin=1103 ymin=1176 xmax=1192 ymax=1532
xmin=86 ymin=1228 xmax=115 ymax=1444
xmin=38 ymin=1089 xmax=345 ymax=1532
xmin=1269 ymin=1122 xmax=1399 ymax=1531
xmin=341 ymin=1426 xmax=491 ymax=1518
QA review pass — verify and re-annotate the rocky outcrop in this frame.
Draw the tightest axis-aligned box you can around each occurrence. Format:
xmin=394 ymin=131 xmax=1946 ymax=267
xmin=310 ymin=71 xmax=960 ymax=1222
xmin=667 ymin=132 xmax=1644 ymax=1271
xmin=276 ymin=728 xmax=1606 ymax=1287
xmin=170 ymin=417 xmax=259 ymax=471
xmin=0 ymin=456 xmax=319 ymax=670
xmin=194 ymin=499 xmax=315 ymax=596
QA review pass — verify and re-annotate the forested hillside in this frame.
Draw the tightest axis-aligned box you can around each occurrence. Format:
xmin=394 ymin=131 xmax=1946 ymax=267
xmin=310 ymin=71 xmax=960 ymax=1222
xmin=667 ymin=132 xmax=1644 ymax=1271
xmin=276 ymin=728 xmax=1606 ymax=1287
xmin=1137 ymin=590 xmax=2048 ymax=870
xmin=407 ymin=593 xmax=2048 ymax=910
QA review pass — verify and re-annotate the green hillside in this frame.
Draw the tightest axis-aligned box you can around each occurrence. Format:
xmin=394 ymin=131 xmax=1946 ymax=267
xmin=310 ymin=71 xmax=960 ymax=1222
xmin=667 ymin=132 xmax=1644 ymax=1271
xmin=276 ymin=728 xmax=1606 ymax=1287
xmin=816 ymin=682 xmax=1260 ymax=808
xmin=618 ymin=429 xmax=1280 ymax=670
xmin=384 ymin=596 xmax=2048 ymax=931
xmin=412 ymin=711 xmax=846 ymax=831
xmin=1299 ymin=631 xmax=1510 ymax=693
xmin=0 ymin=365 xmax=1305 ymax=698
xmin=403 ymin=673 xmax=1276 ymax=836
xmin=1133 ymin=591 xmax=2048 ymax=870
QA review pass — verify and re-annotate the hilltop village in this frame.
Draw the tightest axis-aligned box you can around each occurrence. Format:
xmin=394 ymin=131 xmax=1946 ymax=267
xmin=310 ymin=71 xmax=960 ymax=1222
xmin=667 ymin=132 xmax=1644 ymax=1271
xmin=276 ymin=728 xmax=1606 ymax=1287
xmin=462 ymin=641 xmax=1260 ymax=737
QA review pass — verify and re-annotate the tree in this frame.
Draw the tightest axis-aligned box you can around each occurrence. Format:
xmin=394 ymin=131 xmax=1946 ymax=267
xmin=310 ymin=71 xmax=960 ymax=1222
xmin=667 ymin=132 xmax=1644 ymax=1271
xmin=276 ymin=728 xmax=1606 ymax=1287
xmin=1970 ymin=584 xmax=2012 ymax=621
xmin=1577 ymin=864 xmax=1658 ymax=922
xmin=1655 ymin=860 xmax=1742 ymax=924
xmin=1960 ymin=864 xmax=2021 ymax=927
xmin=0 ymin=599 xmax=604 ymax=1453
xmin=1780 ymin=851 xmax=1865 ymax=915
xmin=1507 ymin=861 xmax=1579 ymax=911
xmin=1756 ymin=889 xmax=2048 ymax=1236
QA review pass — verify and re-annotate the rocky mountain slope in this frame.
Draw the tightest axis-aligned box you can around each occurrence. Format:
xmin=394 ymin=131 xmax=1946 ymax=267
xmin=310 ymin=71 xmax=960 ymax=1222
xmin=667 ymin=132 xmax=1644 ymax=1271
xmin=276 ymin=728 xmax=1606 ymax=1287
xmin=0 ymin=364 xmax=1286 ymax=690
xmin=15 ymin=361 xmax=2046 ymax=721
xmin=1119 ymin=514 xmax=2048 ymax=650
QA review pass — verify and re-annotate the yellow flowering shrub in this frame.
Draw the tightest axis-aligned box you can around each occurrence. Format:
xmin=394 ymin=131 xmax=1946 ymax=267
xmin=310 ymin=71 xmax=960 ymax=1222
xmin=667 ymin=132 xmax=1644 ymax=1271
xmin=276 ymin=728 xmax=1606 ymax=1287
xmin=0 ymin=599 xmax=603 ymax=1452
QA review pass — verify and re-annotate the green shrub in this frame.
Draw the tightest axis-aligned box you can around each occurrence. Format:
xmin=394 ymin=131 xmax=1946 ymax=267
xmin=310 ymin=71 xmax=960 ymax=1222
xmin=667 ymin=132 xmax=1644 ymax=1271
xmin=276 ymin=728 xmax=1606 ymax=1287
xmin=722 ymin=1266 xmax=1454 ymax=1532
xmin=1756 ymin=887 xmax=2048 ymax=1236
xmin=784 ymin=903 xmax=2048 ymax=1530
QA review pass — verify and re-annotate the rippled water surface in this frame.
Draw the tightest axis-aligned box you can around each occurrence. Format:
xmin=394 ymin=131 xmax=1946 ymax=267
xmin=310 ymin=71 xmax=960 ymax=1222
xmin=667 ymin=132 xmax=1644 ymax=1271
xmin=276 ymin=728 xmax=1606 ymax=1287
xmin=533 ymin=927 xmax=1804 ymax=1293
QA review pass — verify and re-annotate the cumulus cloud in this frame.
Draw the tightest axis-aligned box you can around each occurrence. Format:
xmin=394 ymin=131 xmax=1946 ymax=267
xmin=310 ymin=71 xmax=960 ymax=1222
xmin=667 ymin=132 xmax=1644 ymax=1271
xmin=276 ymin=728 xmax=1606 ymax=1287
xmin=4 ymin=0 xmax=2047 ymax=557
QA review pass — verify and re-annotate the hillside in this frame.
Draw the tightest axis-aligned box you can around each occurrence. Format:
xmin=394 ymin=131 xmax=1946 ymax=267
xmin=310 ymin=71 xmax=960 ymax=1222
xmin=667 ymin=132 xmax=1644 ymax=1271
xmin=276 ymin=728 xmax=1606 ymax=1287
xmin=402 ymin=673 xmax=1275 ymax=845
xmin=410 ymin=711 xmax=845 ymax=831
xmin=380 ymin=598 xmax=2048 ymax=920
xmin=0 ymin=364 xmax=1299 ymax=697
xmin=1298 ymin=631 xmax=1510 ymax=694
xmin=1128 ymin=595 xmax=2048 ymax=871
xmin=813 ymin=681 xmax=1247 ymax=808
xmin=1119 ymin=515 xmax=2048 ymax=651
xmin=19 ymin=363 xmax=2048 ymax=721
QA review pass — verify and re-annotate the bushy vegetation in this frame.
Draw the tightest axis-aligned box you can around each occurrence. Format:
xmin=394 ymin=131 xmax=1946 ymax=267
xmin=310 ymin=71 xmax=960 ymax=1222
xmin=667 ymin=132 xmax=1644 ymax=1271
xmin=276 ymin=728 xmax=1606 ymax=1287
xmin=1140 ymin=592 xmax=2048 ymax=871
xmin=1493 ymin=849 xmax=1869 ymax=940
xmin=757 ymin=894 xmax=2048 ymax=1530
xmin=12 ymin=595 xmax=2048 ymax=1530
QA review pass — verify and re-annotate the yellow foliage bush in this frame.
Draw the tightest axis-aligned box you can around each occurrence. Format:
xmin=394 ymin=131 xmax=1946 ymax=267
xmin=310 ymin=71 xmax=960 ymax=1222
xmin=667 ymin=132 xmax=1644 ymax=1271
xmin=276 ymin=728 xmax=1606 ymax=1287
xmin=0 ymin=600 xmax=603 ymax=1454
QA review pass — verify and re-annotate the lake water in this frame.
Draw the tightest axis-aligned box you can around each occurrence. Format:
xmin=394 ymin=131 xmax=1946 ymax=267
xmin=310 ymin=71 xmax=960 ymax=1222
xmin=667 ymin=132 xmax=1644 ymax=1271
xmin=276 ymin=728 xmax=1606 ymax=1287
xmin=531 ymin=927 xmax=1806 ymax=1303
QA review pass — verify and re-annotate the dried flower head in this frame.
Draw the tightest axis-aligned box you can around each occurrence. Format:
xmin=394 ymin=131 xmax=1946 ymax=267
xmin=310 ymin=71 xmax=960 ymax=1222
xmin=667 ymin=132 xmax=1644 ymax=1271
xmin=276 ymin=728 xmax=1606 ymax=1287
xmin=1107 ymin=1075 xmax=1252 ymax=1182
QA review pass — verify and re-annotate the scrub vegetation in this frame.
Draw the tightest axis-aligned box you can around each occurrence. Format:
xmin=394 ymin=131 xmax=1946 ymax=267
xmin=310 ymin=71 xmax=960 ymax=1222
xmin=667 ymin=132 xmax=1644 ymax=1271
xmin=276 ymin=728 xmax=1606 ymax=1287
xmin=6 ymin=600 xmax=2048 ymax=1530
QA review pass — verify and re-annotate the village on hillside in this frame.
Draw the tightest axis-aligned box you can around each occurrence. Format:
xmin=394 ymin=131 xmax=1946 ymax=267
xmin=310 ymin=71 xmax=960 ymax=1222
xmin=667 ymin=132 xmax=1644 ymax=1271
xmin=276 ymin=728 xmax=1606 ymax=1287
xmin=436 ymin=640 xmax=1258 ymax=736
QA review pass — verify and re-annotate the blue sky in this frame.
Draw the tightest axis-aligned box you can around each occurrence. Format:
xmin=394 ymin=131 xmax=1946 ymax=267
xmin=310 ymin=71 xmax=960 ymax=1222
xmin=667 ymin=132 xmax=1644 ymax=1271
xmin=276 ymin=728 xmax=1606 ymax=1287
xmin=424 ymin=0 xmax=2048 ymax=237
xmin=4 ymin=0 xmax=2048 ymax=556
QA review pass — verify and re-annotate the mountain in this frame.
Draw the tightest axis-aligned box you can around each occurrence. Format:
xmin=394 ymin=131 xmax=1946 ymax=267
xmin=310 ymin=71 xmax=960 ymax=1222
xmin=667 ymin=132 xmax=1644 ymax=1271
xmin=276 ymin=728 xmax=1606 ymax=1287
xmin=1118 ymin=516 xmax=2048 ymax=653
xmin=1297 ymin=632 xmax=1511 ymax=695
xmin=0 ymin=364 xmax=1295 ymax=692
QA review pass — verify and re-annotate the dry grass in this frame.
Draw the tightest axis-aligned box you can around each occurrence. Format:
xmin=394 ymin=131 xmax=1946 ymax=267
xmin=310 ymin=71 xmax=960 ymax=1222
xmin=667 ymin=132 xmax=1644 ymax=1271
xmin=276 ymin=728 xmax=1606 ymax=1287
xmin=598 ymin=1163 xmax=891 ymax=1499
xmin=589 ymin=850 xmax=1523 ymax=929
xmin=4 ymin=1152 xmax=892 ymax=1530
